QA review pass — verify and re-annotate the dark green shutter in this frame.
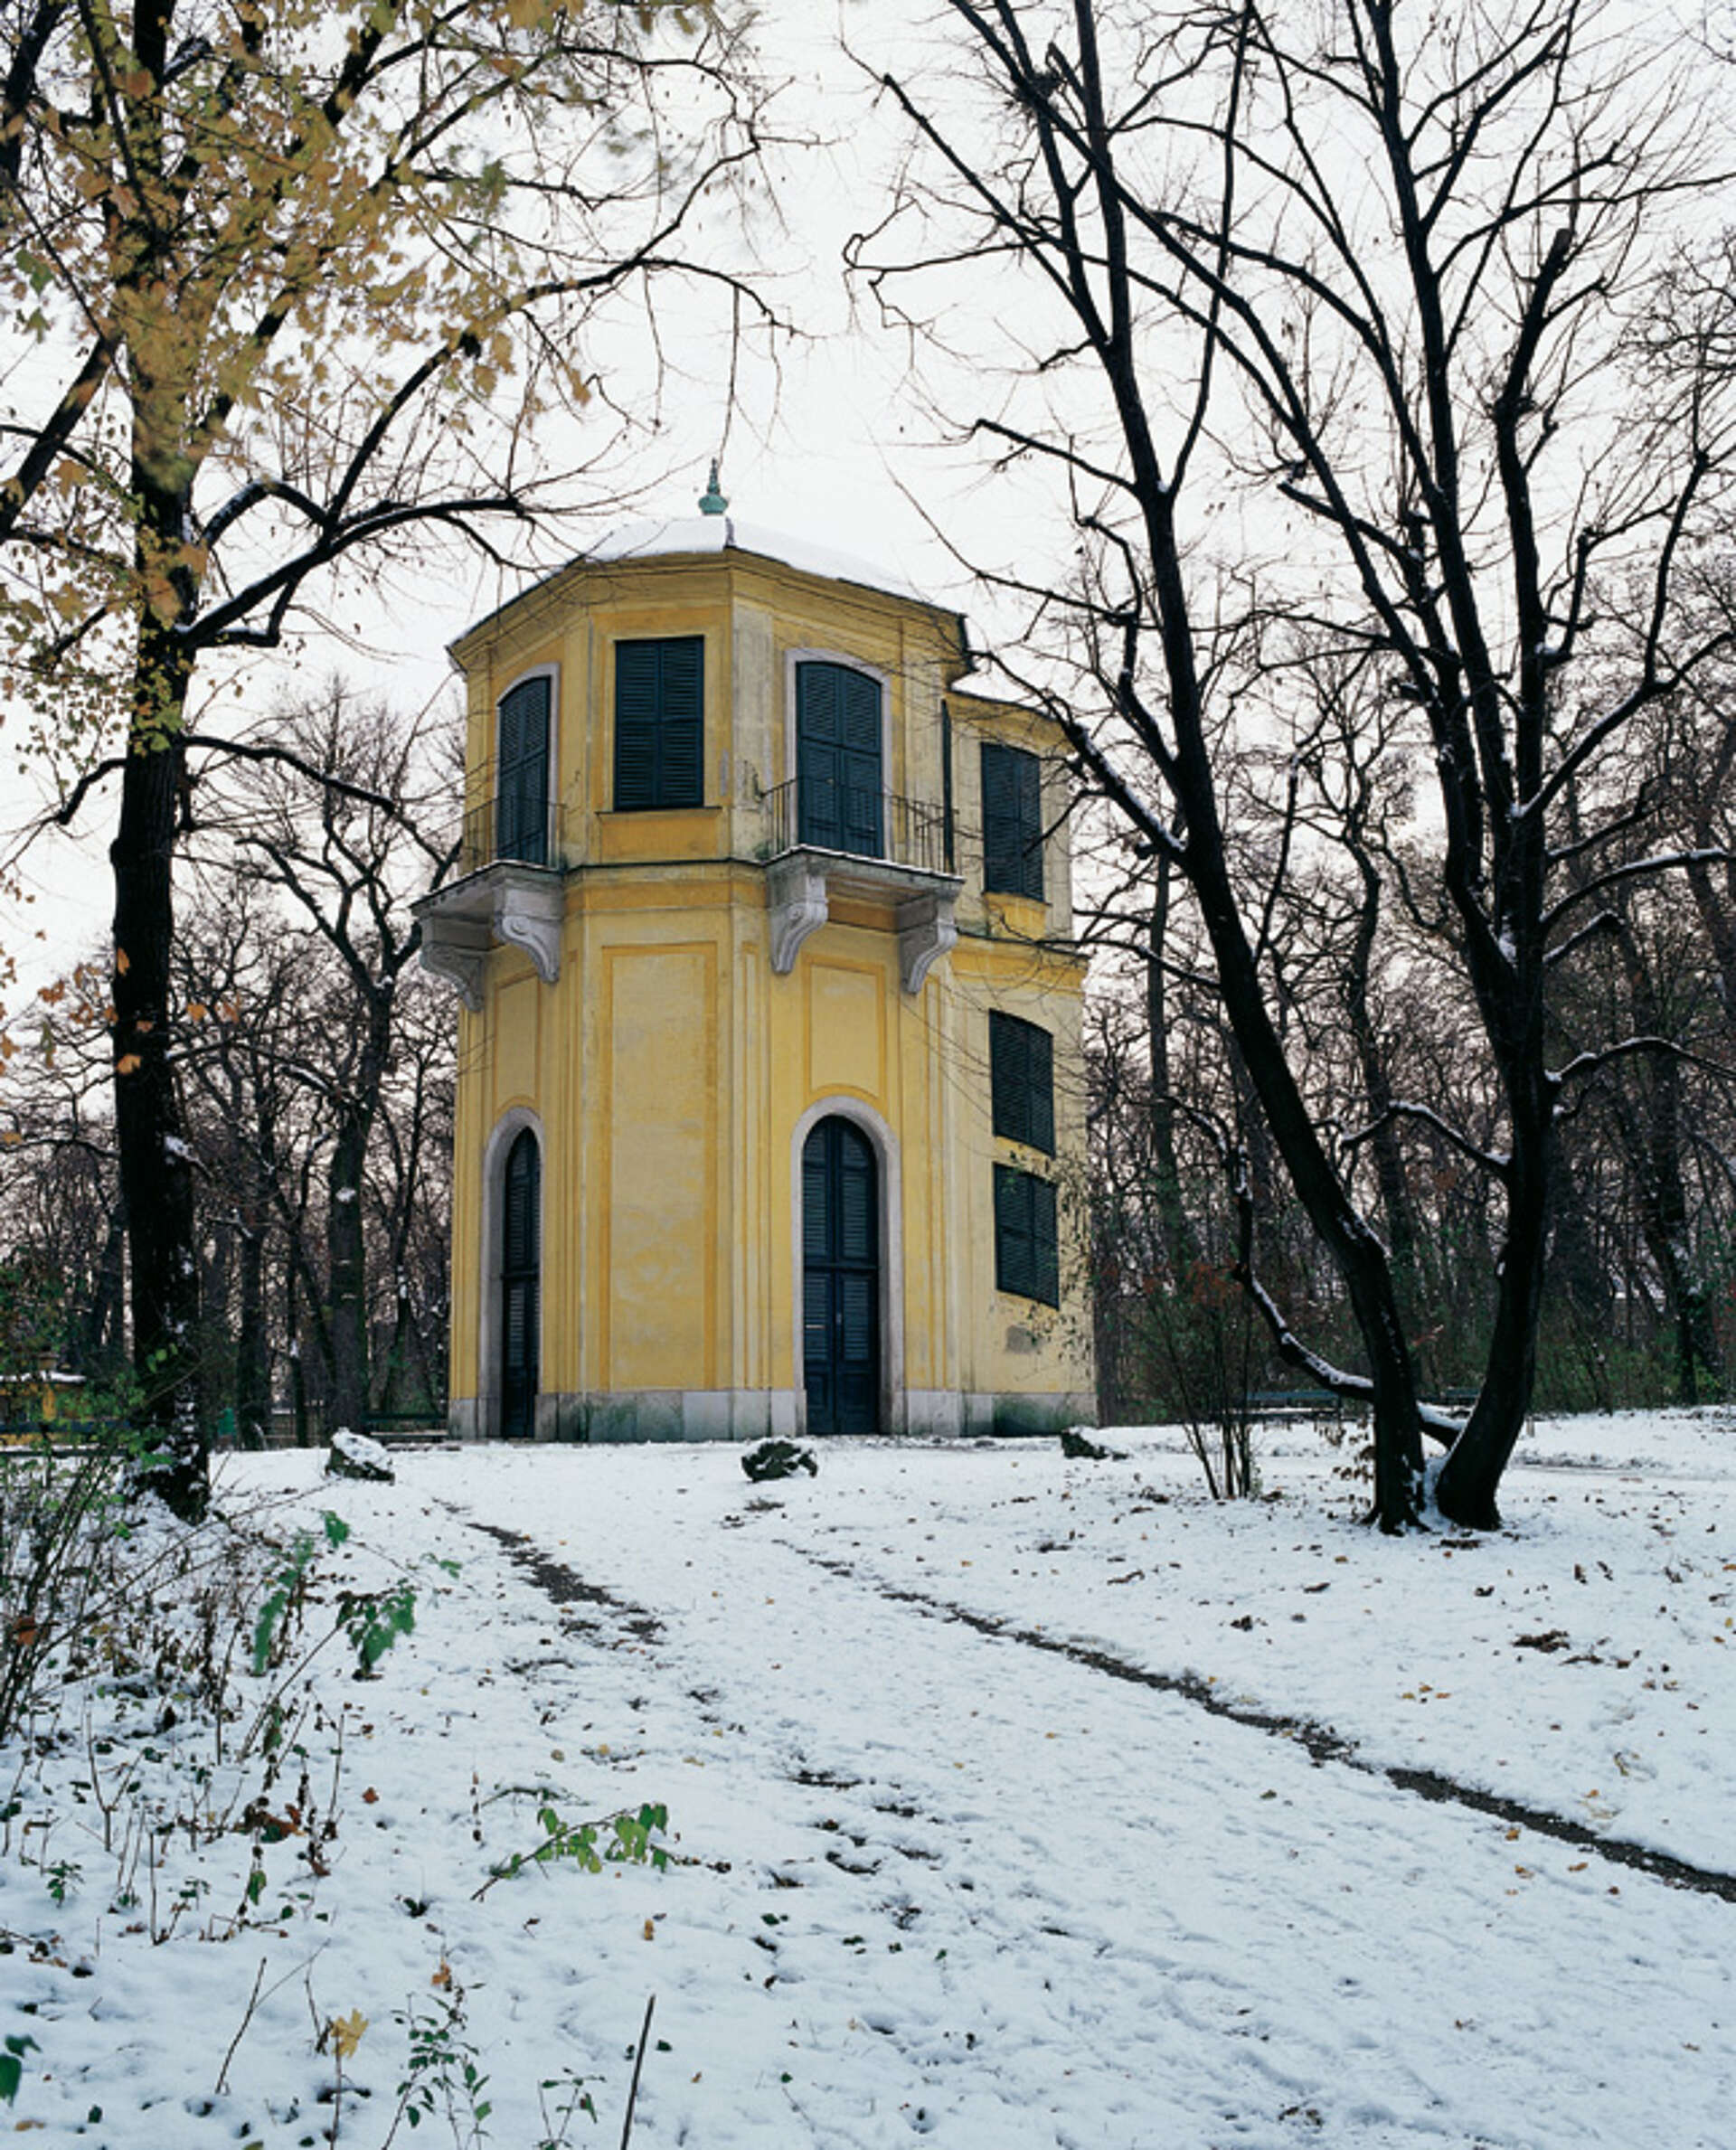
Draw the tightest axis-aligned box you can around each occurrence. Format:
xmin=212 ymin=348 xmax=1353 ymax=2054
xmin=1029 ymin=1026 xmax=1055 ymax=1152
xmin=840 ymin=1272 xmax=875 ymax=1370
xmin=940 ymin=700 xmax=956 ymax=872
xmin=496 ymin=676 xmax=550 ymax=864
xmin=982 ymin=740 xmax=1043 ymax=901
xmin=839 ymin=669 xmax=882 ymax=855
xmin=797 ymin=662 xmax=883 ymax=857
xmin=657 ymin=636 xmax=703 ymax=805
xmin=504 ymin=1134 xmax=539 ymax=1272
xmin=614 ymin=643 xmax=659 ymax=809
xmin=501 ymin=1128 xmax=541 ymax=1438
xmin=615 ymin=637 xmax=704 ymax=810
xmin=990 ymin=1013 xmax=1055 ymax=1155
xmin=839 ymin=1136 xmax=875 ymax=1262
xmin=1031 ymin=1174 xmax=1059 ymax=1305
xmin=993 ymin=1163 xmax=1029 ymax=1298
xmin=981 ymin=741 xmax=1018 ymax=892
xmin=994 ymin=1164 xmax=1059 ymax=1307
xmin=797 ymin=663 xmax=842 ymax=848
xmin=803 ymin=1138 xmax=829 ymax=1264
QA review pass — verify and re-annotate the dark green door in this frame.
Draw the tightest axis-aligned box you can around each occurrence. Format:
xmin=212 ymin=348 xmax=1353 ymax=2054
xmin=802 ymin=1117 xmax=880 ymax=1435
xmin=501 ymin=1128 xmax=540 ymax=1440
xmin=797 ymin=662 xmax=882 ymax=857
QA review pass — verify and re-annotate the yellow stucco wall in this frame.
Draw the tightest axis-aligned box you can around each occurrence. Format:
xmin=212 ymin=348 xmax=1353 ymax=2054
xmin=435 ymin=542 xmax=1094 ymax=1440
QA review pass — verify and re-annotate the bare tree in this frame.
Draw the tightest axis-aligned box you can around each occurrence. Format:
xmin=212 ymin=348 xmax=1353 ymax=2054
xmin=857 ymin=0 xmax=1736 ymax=1526
xmin=213 ymin=684 xmax=456 ymax=1442
xmin=0 ymin=968 xmax=125 ymax=1389
xmin=174 ymin=883 xmax=323 ymax=1447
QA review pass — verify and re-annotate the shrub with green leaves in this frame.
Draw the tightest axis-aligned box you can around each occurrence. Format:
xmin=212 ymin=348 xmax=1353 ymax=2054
xmin=0 ymin=2032 xmax=37 ymax=2106
xmin=250 ymin=1509 xmax=418 ymax=1680
xmin=476 ymin=1801 xmax=669 ymax=1897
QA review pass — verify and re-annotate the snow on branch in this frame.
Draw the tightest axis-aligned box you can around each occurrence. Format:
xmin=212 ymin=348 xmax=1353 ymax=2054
xmin=1339 ymin=1101 xmax=1511 ymax=1182
xmin=1542 ymin=849 xmax=1736 ymax=934
xmin=1550 ymin=1034 xmax=1729 ymax=1091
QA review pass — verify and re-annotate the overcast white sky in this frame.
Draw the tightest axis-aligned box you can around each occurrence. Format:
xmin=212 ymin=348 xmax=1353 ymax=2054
xmin=5 ymin=0 xmax=1722 ymax=1004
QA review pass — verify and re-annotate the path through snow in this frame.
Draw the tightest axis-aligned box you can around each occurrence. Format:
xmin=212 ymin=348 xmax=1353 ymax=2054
xmin=2 ymin=1413 xmax=1730 ymax=2147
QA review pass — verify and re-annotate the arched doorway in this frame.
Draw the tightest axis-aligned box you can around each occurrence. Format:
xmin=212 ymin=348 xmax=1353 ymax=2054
xmin=801 ymin=1115 xmax=880 ymax=1434
xmin=500 ymin=1127 xmax=541 ymax=1439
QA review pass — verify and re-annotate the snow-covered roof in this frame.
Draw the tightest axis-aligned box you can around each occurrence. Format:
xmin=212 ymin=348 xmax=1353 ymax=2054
xmin=454 ymin=514 xmax=962 ymax=656
xmin=583 ymin=516 xmax=934 ymax=608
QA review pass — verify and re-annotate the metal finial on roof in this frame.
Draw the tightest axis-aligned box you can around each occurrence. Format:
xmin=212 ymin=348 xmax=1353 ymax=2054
xmin=698 ymin=458 xmax=729 ymax=516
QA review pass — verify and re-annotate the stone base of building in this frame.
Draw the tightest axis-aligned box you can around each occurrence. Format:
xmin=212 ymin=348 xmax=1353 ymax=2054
xmin=446 ymin=1387 xmax=1096 ymax=1444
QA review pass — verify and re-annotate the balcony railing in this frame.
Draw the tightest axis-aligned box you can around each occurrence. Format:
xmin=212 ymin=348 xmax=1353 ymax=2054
xmin=760 ymin=777 xmax=950 ymax=877
xmin=418 ymin=792 xmax=569 ymax=1006
xmin=458 ymin=791 xmax=568 ymax=877
xmin=758 ymin=777 xmax=961 ymax=991
xmin=422 ymin=776 xmax=964 ymax=1005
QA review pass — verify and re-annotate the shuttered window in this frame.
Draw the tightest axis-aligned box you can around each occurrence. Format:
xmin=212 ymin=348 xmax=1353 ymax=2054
xmin=797 ymin=661 xmax=883 ymax=857
xmin=496 ymin=674 xmax=551 ymax=864
xmin=614 ymin=637 xmax=704 ymax=810
xmin=994 ymin=1164 xmax=1059 ymax=1306
xmin=981 ymin=740 xmax=1043 ymax=901
xmin=989 ymin=1012 xmax=1055 ymax=1155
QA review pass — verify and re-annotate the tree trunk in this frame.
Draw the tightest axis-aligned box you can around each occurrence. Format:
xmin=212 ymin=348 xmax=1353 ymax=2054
xmin=1436 ymin=1145 xmax=1548 ymax=1526
xmin=1548 ymin=1134 xmax=1612 ymax=1331
xmin=1547 ymin=1136 xmax=1614 ymax=1410
xmin=1344 ymin=849 xmax=1420 ymax=1289
xmin=326 ymin=1105 xmax=369 ymax=1438
xmin=1193 ymin=849 xmax=1426 ymax=1530
xmin=111 ymin=610 xmax=204 ymax=1517
xmin=1615 ymin=923 xmax=1722 ymax=1403
xmin=80 ymin=1200 xmax=127 ymax=1372
xmin=199 ymin=1217 xmax=232 ymax=1439
xmin=1685 ymin=724 xmax=1736 ymax=1019
xmin=235 ymin=1217 xmax=270 ymax=1450
xmin=324 ymin=977 xmax=394 ymax=1441
xmin=1144 ymin=854 xmax=1197 ymax=1276
xmin=290 ymin=1351 xmax=311 ymax=1447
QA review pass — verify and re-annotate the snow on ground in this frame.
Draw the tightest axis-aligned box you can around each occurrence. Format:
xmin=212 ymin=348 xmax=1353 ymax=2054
xmin=1 ymin=1408 xmax=1731 ymax=2147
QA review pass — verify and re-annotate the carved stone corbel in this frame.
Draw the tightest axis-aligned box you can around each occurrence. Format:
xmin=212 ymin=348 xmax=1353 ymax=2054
xmin=493 ymin=877 xmax=563 ymax=985
xmin=418 ymin=917 xmax=490 ymax=1011
xmin=897 ymin=892 xmax=958 ymax=995
xmin=769 ymin=856 xmax=830 ymax=973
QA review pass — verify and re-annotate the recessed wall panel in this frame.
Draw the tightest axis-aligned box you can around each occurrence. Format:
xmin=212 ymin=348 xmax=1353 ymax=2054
xmin=806 ymin=959 xmax=885 ymax=1101
xmin=603 ymin=946 xmax=717 ymax=1388
xmin=494 ymin=972 xmax=540 ymax=1109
